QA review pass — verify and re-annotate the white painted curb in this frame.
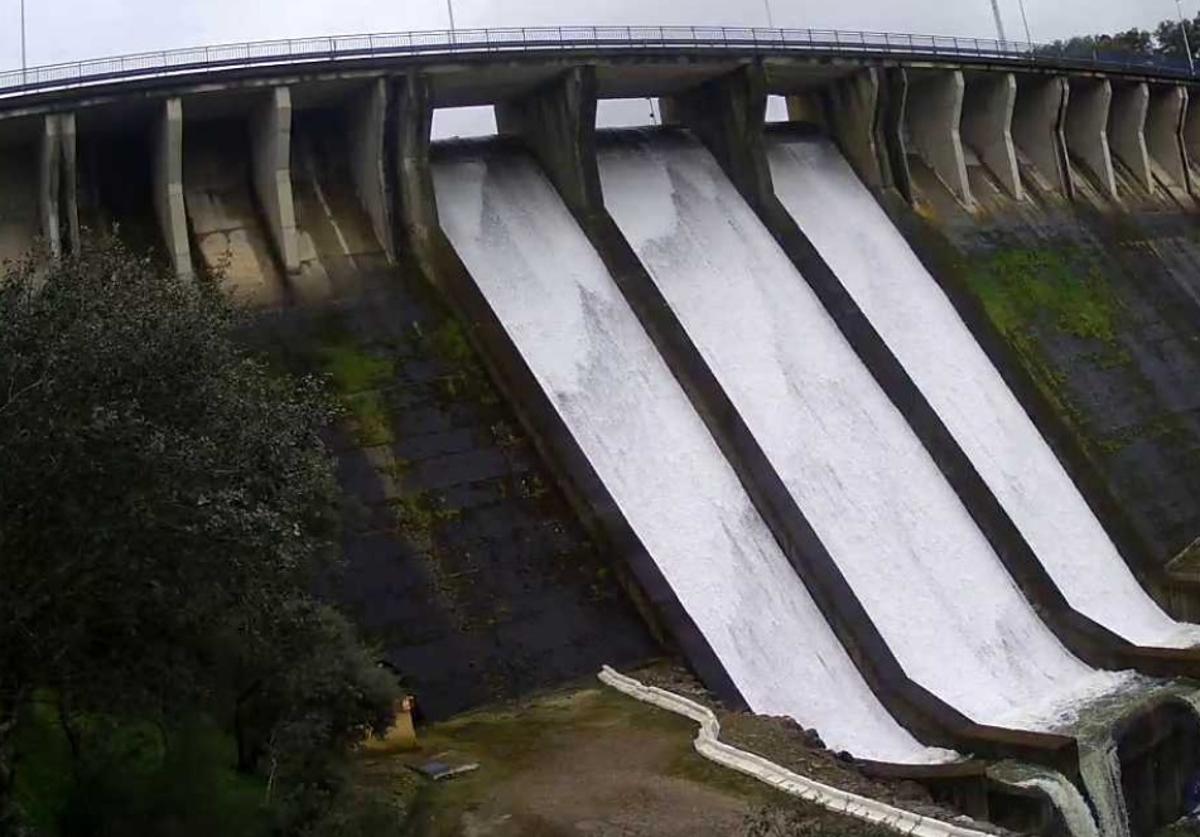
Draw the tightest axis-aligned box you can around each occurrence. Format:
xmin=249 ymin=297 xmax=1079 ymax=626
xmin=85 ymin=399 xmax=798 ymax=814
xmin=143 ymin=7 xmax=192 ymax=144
xmin=598 ymin=666 xmax=992 ymax=837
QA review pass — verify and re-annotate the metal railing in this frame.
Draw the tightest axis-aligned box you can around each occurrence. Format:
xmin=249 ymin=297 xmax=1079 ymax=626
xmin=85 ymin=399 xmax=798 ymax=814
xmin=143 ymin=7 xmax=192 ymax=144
xmin=0 ymin=25 xmax=1195 ymax=100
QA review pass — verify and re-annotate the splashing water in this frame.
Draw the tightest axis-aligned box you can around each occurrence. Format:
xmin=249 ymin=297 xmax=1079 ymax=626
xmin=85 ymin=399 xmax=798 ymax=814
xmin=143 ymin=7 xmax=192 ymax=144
xmin=989 ymin=761 xmax=1100 ymax=837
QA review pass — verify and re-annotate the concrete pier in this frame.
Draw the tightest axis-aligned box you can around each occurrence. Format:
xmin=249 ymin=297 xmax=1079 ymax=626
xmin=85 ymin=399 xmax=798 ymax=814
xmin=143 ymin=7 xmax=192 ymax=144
xmin=1146 ymin=85 xmax=1189 ymax=193
xmin=39 ymin=115 xmax=62 ymax=258
xmin=249 ymin=87 xmax=300 ymax=274
xmin=1109 ymin=82 xmax=1153 ymax=192
xmin=348 ymin=78 xmax=393 ymax=261
xmin=906 ymin=70 xmax=972 ymax=206
xmin=1184 ymin=92 xmax=1200 ymax=189
xmin=57 ymin=113 xmax=79 ymax=253
xmin=389 ymin=72 xmax=439 ymax=275
xmin=152 ymin=97 xmax=193 ymax=279
xmin=962 ymin=72 xmax=1022 ymax=199
xmin=820 ymin=69 xmax=887 ymax=190
xmin=1012 ymin=76 xmax=1071 ymax=196
xmin=495 ymin=66 xmax=602 ymax=216
xmin=1065 ymin=78 xmax=1118 ymax=200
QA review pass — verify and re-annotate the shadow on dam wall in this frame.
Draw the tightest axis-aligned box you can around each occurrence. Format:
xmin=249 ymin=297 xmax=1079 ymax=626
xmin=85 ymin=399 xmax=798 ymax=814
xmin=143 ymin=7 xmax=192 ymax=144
xmin=889 ymin=159 xmax=1200 ymax=598
xmin=239 ymin=121 xmax=656 ymax=720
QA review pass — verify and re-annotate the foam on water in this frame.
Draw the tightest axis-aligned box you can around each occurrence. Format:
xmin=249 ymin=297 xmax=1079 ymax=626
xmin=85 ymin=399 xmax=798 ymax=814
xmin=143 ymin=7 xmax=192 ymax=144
xmin=431 ymin=144 xmax=951 ymax=764
xmin=766 ymin=134 xmax=1198 ymax=650
xmin=597 ymin=132 xmax=1135 ymax=731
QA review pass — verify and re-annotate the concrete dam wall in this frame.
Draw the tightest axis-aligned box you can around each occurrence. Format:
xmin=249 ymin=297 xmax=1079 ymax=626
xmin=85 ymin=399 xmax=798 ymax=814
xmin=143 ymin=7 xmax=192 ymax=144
xmin=6 ymin=45 xmax=1200 ymax=836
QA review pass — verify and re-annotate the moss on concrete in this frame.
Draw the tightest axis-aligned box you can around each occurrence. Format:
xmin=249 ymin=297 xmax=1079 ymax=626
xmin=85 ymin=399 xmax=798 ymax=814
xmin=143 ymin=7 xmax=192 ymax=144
xmin=965 ymin=247 xmax=1122 ymax=344
xmin=312 ymin=325 xmax=397 ymax=447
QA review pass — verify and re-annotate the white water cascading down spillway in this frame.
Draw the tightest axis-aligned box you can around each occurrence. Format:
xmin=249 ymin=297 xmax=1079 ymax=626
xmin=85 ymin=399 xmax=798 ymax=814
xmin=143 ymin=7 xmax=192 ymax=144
xmin=766 ymin=133 xmax=1200 ymax=652
xmin=598 ymin=131 xmax=1139 ymax=736
xmin=431 ymin=144 xmax=953 ymax=766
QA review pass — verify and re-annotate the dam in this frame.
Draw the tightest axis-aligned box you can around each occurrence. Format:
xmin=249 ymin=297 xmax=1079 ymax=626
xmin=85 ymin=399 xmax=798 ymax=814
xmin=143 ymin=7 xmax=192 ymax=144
xmin=4 ymin=25 xmax=1200 ymax=837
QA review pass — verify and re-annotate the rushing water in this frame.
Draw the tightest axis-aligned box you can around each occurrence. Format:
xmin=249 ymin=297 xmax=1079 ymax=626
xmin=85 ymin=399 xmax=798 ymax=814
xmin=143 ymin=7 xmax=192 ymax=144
xmin=430 ymin=143 xmax=952 ymax=764
xmin=598 ymin=130 xmax=1135 ymax=732
xmin=989 ymin=761 xmax=1101 ymax=837
xmin=766 ymin=132 xmax=1200 ymax=650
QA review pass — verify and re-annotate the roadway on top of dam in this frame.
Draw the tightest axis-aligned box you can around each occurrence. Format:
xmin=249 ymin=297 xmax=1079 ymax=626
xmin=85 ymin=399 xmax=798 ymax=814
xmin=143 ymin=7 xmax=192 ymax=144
xmin=0 ymin=24 xmax=1197 ymax=113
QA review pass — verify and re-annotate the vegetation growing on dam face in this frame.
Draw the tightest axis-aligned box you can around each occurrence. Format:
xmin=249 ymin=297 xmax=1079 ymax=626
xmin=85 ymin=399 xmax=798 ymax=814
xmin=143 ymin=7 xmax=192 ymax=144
xmin=965 ymin=246 xmax=1121 ymax=345
xmin=0 ymin=241 xmax=400 ymax=836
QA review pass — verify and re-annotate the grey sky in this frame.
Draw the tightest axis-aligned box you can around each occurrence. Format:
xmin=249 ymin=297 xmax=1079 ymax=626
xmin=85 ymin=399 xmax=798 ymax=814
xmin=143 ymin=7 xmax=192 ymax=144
xmin=0 ymin=0 xmax=1189 ymax=71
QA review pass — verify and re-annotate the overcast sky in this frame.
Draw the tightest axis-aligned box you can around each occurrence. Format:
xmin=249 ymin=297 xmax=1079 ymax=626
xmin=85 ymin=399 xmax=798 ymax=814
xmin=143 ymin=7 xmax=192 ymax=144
xmin=0 ymin=0 xmax=1190 ymax=71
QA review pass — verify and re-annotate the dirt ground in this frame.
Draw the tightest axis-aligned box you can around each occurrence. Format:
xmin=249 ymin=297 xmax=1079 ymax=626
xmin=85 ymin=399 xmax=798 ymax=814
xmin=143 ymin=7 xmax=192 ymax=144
xmin=352 ymin=671 xmax=906 ymax=837
xmin=359 ymin=684 xmax=765 ymax=836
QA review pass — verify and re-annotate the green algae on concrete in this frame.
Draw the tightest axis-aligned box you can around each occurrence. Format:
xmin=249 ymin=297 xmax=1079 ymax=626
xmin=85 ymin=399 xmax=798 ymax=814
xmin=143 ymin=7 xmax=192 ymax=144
xmin=965 ymin=247 xmax=1122 ymax=345
xmin=314 ymin=331 xmax=397 ymax=447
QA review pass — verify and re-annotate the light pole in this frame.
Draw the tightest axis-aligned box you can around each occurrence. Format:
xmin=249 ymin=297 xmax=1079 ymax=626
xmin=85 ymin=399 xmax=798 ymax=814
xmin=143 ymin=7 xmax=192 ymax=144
xmin=1016 ymin=0 xmax=1033 ymax=47
xmin=1177 ymin=0 xmax=1195 ymax=75
xmin=989 ymin=0 xmax=1008 ymax=46
xmin=763 ymin=0 xmax=775 ymax=29
xmin=445 ymin=0 xmax=456 ymax=46
xmin=20 ymin=0 xmax=26 ymax=80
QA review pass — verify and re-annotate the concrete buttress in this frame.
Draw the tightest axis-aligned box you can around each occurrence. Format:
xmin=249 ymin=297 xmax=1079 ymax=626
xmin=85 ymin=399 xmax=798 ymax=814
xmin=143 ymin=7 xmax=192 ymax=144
xmin=348 ymin=78 xmax=393 ymax=261
xmin=1109 ymin=82 xmax=1153 ymax=193
xmin=250 ymin=86 xmax=300 ymax=274
xmin=152 ymin=97 xmax=193 ymax=279
xmin=1012 ymin=75 xmax=1072 ymax=197
xmin=1065 ymin=78 xmax=1118 ymax=200
xmin=1145 ymin=85 xmax=1189 ymax=195
xmin=962 ymin=73 xmax=1022 ymax=199
xmin=38 ymin=115 xmax=61 ymax=258
xmin=906 ymin=69 xmax=973 ymax=206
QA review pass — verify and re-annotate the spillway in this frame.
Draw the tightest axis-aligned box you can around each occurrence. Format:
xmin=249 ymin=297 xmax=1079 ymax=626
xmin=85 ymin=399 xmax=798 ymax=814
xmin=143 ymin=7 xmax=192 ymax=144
xmin=430 ymin=144 xmax=949 ymax=764
xmin=597 ymin=131 xmax=1134 ymax=733
xmin=766 ymin=134 xmax=1197 ymax=650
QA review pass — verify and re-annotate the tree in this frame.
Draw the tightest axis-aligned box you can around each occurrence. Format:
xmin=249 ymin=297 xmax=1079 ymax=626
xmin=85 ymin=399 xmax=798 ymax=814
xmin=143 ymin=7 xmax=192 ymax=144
xmin=1154 ymin=15 xmax=1200 ymax=61
xmin=0 ymin=240 xmax=397 ymax=833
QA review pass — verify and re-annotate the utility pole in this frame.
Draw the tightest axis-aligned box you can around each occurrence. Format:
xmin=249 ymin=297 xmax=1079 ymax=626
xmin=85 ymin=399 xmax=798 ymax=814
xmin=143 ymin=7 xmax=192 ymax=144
xmin=1178 ymin=0 xmax=1195 ymax=75
xmin=446 ymin=0 xmax=457 ymax=45
xmin=989 ymin=0 xmax=1008 ymax=46
xmin=763 ymin=0 xmax=775 ymax=28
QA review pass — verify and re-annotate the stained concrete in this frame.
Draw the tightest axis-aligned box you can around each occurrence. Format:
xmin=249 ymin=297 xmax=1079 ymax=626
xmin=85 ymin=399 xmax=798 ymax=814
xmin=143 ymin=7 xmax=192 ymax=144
xmin=249 ymin=86 xmax=300 ymax=274
xmin=38 ymin=115 xmax=62 ymax=259
xmin=1145 ymin=86 xmax=1188 ymax=194
xmin=183 ymin=118 xmax=286 ymax=305
xmin=962 ymin=73 xmax=1022 ymax=200
xmin=819 ymin=68 xmax=886 ymax=190
xmin=0 ymin=140 xmax=39 ymax=264
xmin=1012 ymin=76 xmax=1070 ymax=196
xmin=906 ymin=69 xmax=972 ymax=206
xmin=1109 ymin=82 xmax=1152 ymax=193
xmin=347 ymin=78 xmax=393 ymax=262
xmin=494 ymin=66 xmax=601 ymax=216
xmin=1065 ymin=78 xmax=1117 ymax=200
xmin=57 ymin=113 xmax=79 ymax=253
xmin=152 ymin=98 xmax=193 ymax=279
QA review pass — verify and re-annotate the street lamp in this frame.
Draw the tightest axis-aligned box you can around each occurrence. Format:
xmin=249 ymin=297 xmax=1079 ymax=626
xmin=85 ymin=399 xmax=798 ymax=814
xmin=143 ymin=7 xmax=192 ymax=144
xmin=988 ymin=0 xmax=1008 ymax=49
xmin=1177 ymin=0 xmax=1195 ymax=75
xmin=763 ymin=0 xmax=775 ymax=29
xmin=20 ymin=0 xmax=26 ymax=80
xmin=1016 ymin=0 xmax=1034 ymax=48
